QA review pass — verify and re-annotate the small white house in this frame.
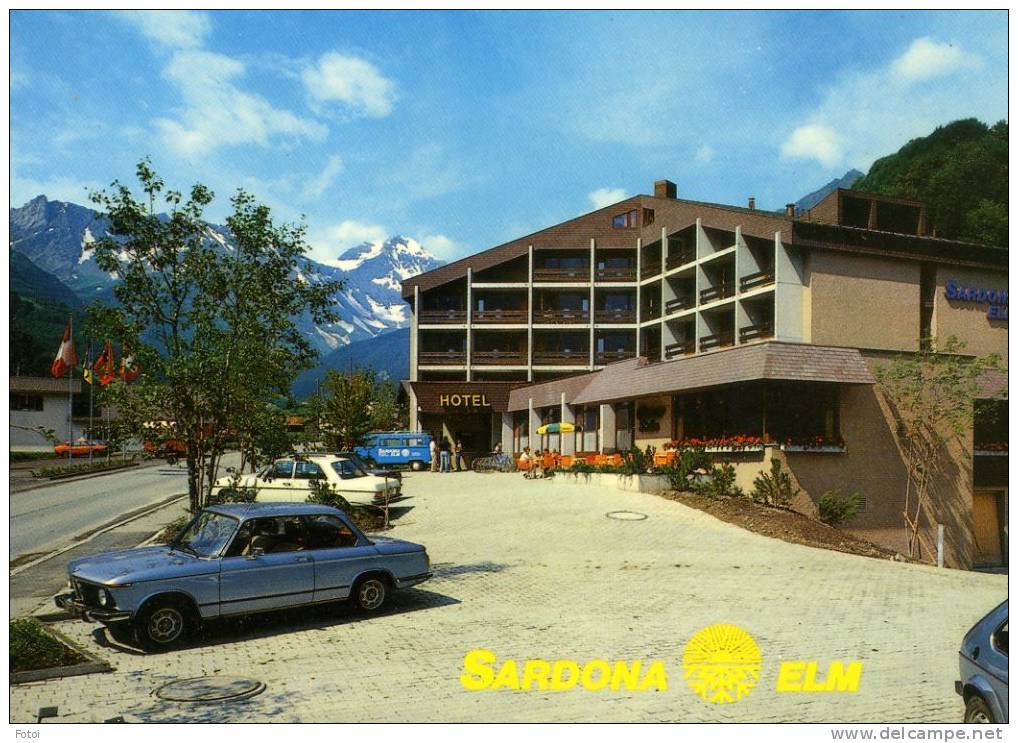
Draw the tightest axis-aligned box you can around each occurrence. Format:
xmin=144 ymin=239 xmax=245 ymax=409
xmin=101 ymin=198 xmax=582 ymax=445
xmin=10 ymin=375 xmax=83 ymax=451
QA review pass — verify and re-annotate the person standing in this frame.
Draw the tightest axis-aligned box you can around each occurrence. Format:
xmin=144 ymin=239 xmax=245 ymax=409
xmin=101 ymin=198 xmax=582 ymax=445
xmin=455 ymin=440 xmax=466 ymax=472
xmin=429 ymin=435 xmax=439 ymax=473
xmin=439 ymin=436 xmax=451 ymax=473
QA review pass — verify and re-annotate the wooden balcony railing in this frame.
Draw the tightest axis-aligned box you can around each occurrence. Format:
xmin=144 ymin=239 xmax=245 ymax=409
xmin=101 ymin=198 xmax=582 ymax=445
xmin=699 ymin=283 xmax=734 ymax=304
xmin=640 ymin=261 xmax=662 ymax=279
xmin=664 ymin=340 xmax=695 ymax=359
xmin=665 ymin=250 xmax=695 ymax=270
xmin=739 ymin=322 xmax=774 ymax=343
xmin=533 ymin=309 xmax=590 ymax=324
xmin=533 ymin=267 xmax=590 ymax=282
xmin=420 ymin=309 xmax=467 ymax=324
xmin=594 ymin=308 xmax=636 ymax=323
xmin=532 ymin=350 xmax=590 ymax=365
xmin=595 ymin=349 xmax=637 ymax=365
xmin=699 ymin=333 xmax=734 ymax=351
xmin=472 ymin=350 xmax=528 ymax=365
xmin=472 ymin=309 xmax=528 ymax=324
xmin=664 ymin=296 xmax=695 ymax=315
xmin=418 ymin=351 xmax=466 ymax=365
xmin=595 ymin=267 xmax=637 ymax=282
xmin=740 ymin=269 xmax=775 ymax=292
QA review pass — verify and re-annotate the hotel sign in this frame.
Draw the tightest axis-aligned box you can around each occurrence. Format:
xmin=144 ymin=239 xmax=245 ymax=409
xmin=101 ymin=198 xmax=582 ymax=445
xmin=440 ymin=393 xmax=492 ymax=408
xmin=945 ymin=279 xmax=1008 ymax=321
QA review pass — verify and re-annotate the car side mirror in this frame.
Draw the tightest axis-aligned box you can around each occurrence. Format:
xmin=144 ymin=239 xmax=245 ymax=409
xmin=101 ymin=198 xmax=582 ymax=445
xmin=247 ymin=547 xmax=265 ymax=560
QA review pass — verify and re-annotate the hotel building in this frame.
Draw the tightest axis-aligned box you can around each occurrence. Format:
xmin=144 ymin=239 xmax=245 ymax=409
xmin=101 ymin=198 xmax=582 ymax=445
xmin=401 ymin=181 xmax=1007 ymax=568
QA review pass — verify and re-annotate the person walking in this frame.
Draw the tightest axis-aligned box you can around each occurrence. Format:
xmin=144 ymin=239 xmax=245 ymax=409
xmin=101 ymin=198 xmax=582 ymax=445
xmin=454 ymin=440 xmax=466 ymax=472
xmin=429 ymin=436 xmax=439 ymax=473
xmin=439 ymin=436 xmax=451 ymax=473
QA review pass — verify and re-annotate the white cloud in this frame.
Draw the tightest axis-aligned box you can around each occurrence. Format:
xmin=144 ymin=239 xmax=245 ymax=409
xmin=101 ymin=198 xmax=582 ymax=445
xmin=781 ymin=125 xmax=843 ymax=168
xmin=118 ymin=10 xmax=211 ymax=49
xmin=892 ymin=37 xmax=980 ymax=83
xmin=588 ymin=187 xmax=627 ymax=209
xmin=419 ymin=233 xmax=457 ymax=259
xmin=11 ymin=173 xmax=102 ymax=207
xmin=779 ymin=36 xmax=997 ymax=170
xmin=303 ymin=154 xmax=344 ymax=199
xmin=154 ymin=50 xmax=327 ymax=158
xmin=313 ymin=220 xmax=389 ymax=254
xmin=695 ymin=144 xmax=715 ymax=165
xmin=302 ymin=52 xmax=396 ymax=118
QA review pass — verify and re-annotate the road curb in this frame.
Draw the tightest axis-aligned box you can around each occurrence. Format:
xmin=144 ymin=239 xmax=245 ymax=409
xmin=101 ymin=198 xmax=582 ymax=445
xmin=11 ymin=458 xmax=167 ymax=494
xmin=10 ymin=494 xmax=187 ymax=578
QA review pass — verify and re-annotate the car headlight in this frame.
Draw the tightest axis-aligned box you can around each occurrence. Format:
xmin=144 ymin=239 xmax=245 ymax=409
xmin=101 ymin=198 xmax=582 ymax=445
xmin=98 ymin=589 xmax=111 ymax=607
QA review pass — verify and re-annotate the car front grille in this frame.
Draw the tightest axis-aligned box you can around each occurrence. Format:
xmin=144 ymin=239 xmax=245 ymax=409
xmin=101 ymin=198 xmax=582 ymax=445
xmin=72 ymin=579 xmax=104 ymax=609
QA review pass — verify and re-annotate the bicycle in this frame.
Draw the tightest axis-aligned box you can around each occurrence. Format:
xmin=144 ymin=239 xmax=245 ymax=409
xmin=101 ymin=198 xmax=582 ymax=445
xmin=472 ymin=453 xmax=516 ymax=473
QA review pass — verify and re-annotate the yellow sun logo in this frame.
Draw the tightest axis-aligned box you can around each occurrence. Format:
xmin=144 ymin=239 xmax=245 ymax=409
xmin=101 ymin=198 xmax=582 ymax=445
xmin=681 ymin=624 xmax=762 ymax=704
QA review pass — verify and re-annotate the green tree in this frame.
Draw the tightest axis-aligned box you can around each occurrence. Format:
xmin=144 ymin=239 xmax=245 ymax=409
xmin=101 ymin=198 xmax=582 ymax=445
xmin=876 ymin=336 xmax=1005 ymax=560
xmin=85 ymin=159 xmax=340 ymax=513
xmin=319 ymin=368 xmax=395 ymax=450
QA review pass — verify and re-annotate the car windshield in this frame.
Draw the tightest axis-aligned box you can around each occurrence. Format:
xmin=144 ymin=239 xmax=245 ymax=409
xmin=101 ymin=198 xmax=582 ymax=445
xmin=173 ymin=511 xmax=239 ymax=558
xmin=331 ymin=459 xmax=368 ymax=479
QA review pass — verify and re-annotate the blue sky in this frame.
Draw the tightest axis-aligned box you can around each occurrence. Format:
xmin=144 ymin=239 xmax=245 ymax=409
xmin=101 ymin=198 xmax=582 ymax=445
xmin=10 ymin=10 xmax=1008 ymax=264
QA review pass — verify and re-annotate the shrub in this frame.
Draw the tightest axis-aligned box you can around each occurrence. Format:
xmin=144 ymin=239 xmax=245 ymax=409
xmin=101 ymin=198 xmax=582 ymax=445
xmin=817 ymin=490 xmax=862 ymax=526
xmin=31 ymin=457 xmax=136 ymax=479
xmin=207 ymin=470 xmax=258 ymax=506
xmin=10 ymin=619 xmax=84 ymax=672
xmin=691 ymin=463 xmax=742 ymax=499
xmin=618 ymin=447 xmax=649 ymax=476
xmin=306 ymin=479 xmax=387 ymax=532
xmin=569 ymin=461 xmax=596 ymax=473
xmin=751 ymin=458 xmax=799 ymax=506
xmin=657 ymin=447 xmax=712 ymax=491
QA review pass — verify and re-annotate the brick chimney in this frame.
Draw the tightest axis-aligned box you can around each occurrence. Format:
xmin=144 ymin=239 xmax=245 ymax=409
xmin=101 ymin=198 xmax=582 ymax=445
xmin=654 ymin=180 xmax=677 ymax=199
xmin=748 ymin=196 xmax=756 ymax=210
xmin=785 ymin=203 xmax=796 ymax=218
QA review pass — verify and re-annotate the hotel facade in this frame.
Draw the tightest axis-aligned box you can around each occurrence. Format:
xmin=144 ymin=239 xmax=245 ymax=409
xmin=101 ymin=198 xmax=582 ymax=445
xmin=401 ymin=181 xmax=1007 ymax=568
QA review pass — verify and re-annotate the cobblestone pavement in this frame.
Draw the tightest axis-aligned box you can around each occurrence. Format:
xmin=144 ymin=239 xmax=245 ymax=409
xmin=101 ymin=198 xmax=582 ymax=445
xmin=11 ymin=472 xmax=1006 ymax=723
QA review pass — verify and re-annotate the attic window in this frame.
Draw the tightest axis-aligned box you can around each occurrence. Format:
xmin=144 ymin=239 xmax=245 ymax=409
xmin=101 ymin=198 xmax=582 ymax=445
xmin=612 ymin=209 xmax=639 ymax=228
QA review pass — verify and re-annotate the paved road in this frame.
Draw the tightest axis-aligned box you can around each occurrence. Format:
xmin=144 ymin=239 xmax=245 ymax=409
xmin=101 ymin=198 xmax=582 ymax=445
xmin=9 ymin=452 xmax=240 ymax=560
xmin=12 ymin=471 xmax=1006 ymax=723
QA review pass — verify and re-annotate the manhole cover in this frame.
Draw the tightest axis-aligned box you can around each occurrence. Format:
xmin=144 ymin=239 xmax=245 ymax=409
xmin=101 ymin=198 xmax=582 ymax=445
xmin=606 ymin=510 xmax=648 ymax=521
xmin=155 ymin=676 xmax=266 ymax=703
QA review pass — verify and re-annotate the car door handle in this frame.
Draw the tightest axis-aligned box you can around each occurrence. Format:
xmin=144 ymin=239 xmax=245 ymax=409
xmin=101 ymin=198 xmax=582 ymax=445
xmin=294 ymin=556 xmax=312 ymax=563
xmin=282 ymin=482 xmax=292 ymax=487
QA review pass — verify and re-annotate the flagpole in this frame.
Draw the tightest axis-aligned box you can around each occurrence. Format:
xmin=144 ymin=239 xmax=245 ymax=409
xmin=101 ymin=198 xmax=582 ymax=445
xmin=66 ymin=315 xmax=74 ymax=464
xmin=87 ymin=339 xmax=95 ymax=465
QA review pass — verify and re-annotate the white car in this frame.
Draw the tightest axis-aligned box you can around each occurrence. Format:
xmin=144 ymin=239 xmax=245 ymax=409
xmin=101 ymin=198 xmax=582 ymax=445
xmin=212 ymin=455 xmax=401 ymax=507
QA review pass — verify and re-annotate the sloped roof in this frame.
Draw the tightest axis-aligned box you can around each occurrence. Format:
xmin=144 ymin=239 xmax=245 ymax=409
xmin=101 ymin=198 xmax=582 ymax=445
xmin=10 ymin=375 xmax=83 ymax=394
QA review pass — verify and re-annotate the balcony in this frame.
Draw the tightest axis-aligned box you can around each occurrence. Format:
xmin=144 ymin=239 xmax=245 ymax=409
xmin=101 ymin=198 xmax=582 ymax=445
xmin=420 ymin=309 xmax=467 ymax=324
xmin=533 ymin=267 xmax=590 ymax=282
xmin=640 ymin=261 xmax=662 ymax=280
xmin=699 ymin=283 xmax=735 ymax=304
xmin=595 ymin=266 xmax=637 ymax=282
xmin=472 ymin=350 xmax=528 ymax=366
xmin=533 ymin=308 xmax=590 ymax=324
xmin=699 ymin=333 xmax=734 ymax=351
xmin=739 ymin=322 xmax=774 ymax=343
xmin=532 ymin=350 xmax=589 ymax=366
xmin=418 ymin=351 xmax=466 ymax=365
xmin=664 ymin=296 xmax=695 ymax=315
xmin=740 ymin=269 xmax=775 ymax=292
xmin=664 ymin=340 xmax=695 ymax=359
xmin=472 ymin=309 xmax=528 ymax=324
xmin=594 ymin=308 xmax=636 ymax=324
xmin=665 ymin=249 xmax=695 ymax=270
xmin=642 ymin=305 xmax=661 ymax=321
xmin=595 ymin=349 xmax=637 ymax=365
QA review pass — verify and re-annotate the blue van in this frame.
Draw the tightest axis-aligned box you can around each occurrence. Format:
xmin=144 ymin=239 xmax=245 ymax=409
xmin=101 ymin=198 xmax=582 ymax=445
xmin=355 ymin=432 xmax=432 ymax=471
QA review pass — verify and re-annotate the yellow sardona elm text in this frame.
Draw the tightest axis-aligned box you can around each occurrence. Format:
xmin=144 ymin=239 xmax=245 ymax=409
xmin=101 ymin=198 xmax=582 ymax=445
xmin=459 ymin=648 xmax=668 ymax=692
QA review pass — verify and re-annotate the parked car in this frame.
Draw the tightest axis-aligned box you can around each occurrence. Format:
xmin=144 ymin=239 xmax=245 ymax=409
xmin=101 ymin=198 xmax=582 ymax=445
xmin=957 ymin=600 xmax=1008 ymax=723
xmin=211 ymin=455 xmax=402 ymax=507
xmin=355 ymin=432 xmax=432 ymax=471
xmin=143 ymin=438 xmax=187 ymax=460
xmin=54 ymin=439 xmax=108 ymax=457
xmin=335 ymin=450 xmax=402 ymax=483
xmin=55 ymin=502 xmax=432 ymax=651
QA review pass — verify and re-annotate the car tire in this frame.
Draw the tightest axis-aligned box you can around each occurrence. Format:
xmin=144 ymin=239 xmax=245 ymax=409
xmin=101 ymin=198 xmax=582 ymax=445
xmin=106 ymin=623 xmax=135 ymax=646
xmin=134 ymin=597 xmax=195 ymax=652
xmin=352 ymin=576 xmax=388 ymax=612
xmin=964 ymin=695 xmax=996 ymax=723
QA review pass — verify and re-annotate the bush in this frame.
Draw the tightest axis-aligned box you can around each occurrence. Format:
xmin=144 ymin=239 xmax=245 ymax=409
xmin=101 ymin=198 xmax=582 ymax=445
xmin=306 ymin=479 xmax=387 ymax=532
xmin=657 ymin=447 xmax=712 ymax=490
xmin=751 ymin=458 xmax=799 ymax=506
xmin=691 ymin=463 xmax=742 ymax=499
xmin=207 ymin=470 xmax=258 ymax=506
xmin=817 ymin=490 xmax=862 ymax=526
xmin=618 ymin=447 xmax=649 ymax=476
xmin=31 ymin=457 xmax=136 ymax=478
xmin=10 ymin=619 xmax=84 ymax=672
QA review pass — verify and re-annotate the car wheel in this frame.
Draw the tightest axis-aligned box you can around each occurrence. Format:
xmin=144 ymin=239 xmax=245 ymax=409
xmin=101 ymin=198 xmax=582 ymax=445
xmin=106 ymin=623 xmax=135 ymax=646
xmin=410 ymin=460 xmax=424 ymax=472
xmin=964 ymin=695 xmax=996 ymax=723
xmin=353 ymin=576 xmax=388 ymax=611
xmin=134 ymin=597 xmax=194 ymax=652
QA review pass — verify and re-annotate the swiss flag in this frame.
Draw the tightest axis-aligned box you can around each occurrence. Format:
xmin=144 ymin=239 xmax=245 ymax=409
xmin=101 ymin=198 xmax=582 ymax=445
xmin=50 ymin=320 xmax=78 ymax=378
xmin=94 ymin=340 xmax=117 ymax=386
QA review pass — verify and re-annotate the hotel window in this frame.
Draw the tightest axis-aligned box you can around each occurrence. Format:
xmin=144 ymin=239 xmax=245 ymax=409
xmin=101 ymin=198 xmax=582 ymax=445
xmin=10 ymin=393 xmax=43 ymax=411
xmin=612 ymin=210 xmax=639 ymax=228
xmin=575 ymin=405 xmax=599 ymax=453
xmin=615 ymin=401 xmax=634 ymax=452
xmin=513 ymin=411 xmax=529 ymax=453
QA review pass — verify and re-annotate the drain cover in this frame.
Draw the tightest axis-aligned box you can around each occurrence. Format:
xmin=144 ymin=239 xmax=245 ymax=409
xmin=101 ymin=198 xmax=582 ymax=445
xmin=606 ymin=510 xmax=648 ymax=521
xmin=155 ymin=676 xmax=266 ymax=703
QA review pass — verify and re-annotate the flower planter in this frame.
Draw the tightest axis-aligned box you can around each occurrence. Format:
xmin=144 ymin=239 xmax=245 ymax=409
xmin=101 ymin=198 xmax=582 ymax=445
xmin=557 ymin=471 xmax=672 ymax=494
xmin=780 ymin=445 xmax=847 ymax=454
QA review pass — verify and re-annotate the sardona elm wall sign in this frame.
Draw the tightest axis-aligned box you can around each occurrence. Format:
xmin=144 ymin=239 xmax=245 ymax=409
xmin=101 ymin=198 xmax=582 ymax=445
xmin=945 ymin=279 xmax=1009 ymax=321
